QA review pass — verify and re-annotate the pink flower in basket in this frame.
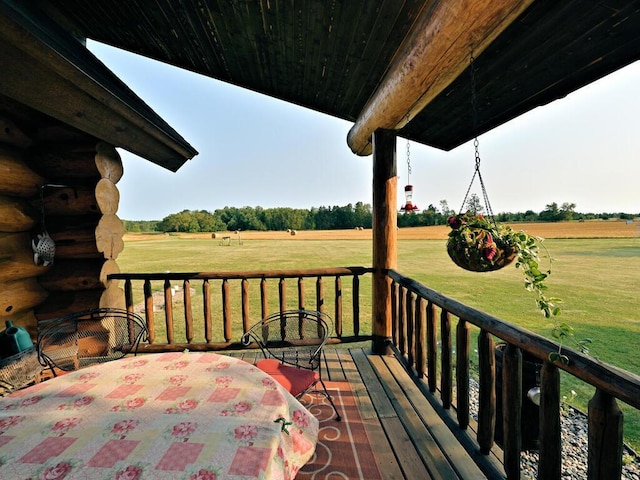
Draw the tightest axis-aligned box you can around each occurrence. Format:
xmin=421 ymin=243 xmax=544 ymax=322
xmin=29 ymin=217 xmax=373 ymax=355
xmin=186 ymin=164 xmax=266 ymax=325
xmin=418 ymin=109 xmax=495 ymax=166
xmin=114 ymin=465 xmax=143 ymax=480
xmin=39 ymin=461 xmax=72 ymax=479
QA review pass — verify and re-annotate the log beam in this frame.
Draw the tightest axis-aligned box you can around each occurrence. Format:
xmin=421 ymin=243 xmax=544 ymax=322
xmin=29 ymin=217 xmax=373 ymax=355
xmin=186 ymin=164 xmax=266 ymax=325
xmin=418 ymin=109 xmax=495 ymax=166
xmin=347 ymin=0 xmax=533 ymax=155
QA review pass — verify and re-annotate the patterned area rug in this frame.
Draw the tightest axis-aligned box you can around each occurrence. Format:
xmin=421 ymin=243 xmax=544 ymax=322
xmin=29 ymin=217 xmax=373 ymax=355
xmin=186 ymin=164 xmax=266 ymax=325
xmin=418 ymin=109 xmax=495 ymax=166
xmin=297 ymin=381 xmax=383 ymax=480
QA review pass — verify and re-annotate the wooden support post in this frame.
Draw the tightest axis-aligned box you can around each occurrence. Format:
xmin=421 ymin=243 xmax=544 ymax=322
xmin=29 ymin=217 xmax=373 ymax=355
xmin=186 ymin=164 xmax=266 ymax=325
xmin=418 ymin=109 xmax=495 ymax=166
xmin=371 ymin=129 xmax=397 ymax=355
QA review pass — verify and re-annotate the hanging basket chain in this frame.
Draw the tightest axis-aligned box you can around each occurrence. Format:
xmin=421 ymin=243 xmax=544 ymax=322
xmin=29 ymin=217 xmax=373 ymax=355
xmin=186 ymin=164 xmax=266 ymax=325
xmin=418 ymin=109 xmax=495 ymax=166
xmin=458 ymin=52 xmax=496 ymax=226
xmin=406 ymin=139 xmax=412 ymax=182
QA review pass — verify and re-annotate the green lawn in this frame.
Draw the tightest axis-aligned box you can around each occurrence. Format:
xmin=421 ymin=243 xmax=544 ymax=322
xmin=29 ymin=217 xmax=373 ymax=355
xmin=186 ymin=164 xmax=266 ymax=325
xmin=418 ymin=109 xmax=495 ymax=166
xmin=118 ymin=235 xmax=640 ymax=449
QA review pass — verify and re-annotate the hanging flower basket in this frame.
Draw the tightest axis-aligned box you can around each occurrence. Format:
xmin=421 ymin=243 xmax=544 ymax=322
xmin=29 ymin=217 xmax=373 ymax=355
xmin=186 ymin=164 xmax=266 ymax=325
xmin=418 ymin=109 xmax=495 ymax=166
xmin=446 ymin=213 xmax=516 ymax=272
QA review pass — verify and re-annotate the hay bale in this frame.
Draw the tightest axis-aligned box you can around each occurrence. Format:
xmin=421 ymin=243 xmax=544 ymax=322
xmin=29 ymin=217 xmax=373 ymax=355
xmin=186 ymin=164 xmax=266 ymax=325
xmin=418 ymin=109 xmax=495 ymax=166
xmin=290 ymin=229 xmax=297 ymax=236
xmin=212 ymin=233 xmax=218 ymax=239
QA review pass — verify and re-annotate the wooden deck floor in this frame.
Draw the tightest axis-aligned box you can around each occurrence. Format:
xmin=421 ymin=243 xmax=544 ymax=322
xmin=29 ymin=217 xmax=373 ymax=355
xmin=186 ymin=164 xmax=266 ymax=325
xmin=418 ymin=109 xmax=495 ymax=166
xmin=233 ymin=347 xmax=507 ymax=480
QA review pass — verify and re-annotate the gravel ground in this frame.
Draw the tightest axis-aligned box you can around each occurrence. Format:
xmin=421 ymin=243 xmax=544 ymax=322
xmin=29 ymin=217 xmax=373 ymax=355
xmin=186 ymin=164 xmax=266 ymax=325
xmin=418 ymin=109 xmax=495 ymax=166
xmin=468 ymin=379 xmax=640 ymax=479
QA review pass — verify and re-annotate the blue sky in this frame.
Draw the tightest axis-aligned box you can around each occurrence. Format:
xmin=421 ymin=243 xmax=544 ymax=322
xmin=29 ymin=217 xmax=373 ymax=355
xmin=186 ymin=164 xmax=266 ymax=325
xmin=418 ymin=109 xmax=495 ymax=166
xmin=88 ymin=42 xmax=640 ymax=221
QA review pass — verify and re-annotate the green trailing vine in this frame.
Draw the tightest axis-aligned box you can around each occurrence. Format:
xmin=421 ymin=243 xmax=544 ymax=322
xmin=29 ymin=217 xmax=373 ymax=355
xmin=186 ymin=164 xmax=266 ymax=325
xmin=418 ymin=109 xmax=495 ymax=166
xmin=447 ymin=212 xmax=592 ymax=364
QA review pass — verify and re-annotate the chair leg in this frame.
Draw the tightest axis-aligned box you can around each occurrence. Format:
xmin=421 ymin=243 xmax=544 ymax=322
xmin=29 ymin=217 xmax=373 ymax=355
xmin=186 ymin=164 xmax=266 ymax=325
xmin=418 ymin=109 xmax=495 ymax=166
xmin=313 ymin=378 xmax=342 ymax=421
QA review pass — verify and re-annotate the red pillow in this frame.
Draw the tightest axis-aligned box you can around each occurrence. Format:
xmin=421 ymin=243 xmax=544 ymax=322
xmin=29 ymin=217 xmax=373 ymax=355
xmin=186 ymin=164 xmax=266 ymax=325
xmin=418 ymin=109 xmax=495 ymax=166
xmin=256 ymin=359 xmax=319 ymax=397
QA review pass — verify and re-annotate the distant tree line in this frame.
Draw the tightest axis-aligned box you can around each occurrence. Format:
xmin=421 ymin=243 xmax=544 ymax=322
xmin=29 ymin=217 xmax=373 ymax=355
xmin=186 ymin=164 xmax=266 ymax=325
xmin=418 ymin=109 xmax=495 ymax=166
xmin=123 ymin=197 xmax=638 ymax=233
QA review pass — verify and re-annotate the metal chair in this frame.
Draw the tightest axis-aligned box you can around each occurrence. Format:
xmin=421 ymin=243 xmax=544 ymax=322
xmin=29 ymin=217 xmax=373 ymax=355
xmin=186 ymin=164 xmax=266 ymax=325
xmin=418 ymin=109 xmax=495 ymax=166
xmin=0 ymin=346 xmax=42 ymax=396
xmin=241 ymin=309 xmax=341 ymax=420
xmin=37 ymin=307 xmax=148 ymax=376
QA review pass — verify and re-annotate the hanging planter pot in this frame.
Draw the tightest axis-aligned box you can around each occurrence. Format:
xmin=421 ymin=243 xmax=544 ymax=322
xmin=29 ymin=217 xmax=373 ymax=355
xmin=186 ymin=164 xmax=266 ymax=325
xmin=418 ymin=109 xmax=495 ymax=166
xmin=446 ymin=212 xmax=516 ymax=272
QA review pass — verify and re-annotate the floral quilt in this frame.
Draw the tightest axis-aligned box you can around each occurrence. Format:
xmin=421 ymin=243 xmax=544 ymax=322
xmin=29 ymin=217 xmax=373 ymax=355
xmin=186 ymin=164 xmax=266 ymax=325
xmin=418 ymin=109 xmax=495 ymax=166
xmin=0 ymin=352 xmax=318 ymax=479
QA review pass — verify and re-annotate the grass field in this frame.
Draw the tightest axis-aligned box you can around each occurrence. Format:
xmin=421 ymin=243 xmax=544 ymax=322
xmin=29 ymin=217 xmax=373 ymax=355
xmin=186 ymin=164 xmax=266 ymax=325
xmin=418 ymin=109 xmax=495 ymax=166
xmin=119 ymin=220 xmax=640 ymax=449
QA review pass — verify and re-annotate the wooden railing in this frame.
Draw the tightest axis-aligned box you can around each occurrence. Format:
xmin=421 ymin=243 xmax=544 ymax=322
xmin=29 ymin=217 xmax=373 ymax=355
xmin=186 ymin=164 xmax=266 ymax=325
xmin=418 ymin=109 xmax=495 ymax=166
xmin=388 ymin=269 xmax=640 ymax=480
xmin=109 ymin=267 xmax=373 ymax=352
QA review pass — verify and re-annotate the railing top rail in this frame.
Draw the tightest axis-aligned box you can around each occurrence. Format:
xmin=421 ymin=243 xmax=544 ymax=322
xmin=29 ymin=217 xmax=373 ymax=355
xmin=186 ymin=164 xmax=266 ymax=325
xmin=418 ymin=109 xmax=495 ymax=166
xmin=388 ymin=269 xmax=640 ymax=410
xmin=109 ymin=266 xmax=374 ymax=281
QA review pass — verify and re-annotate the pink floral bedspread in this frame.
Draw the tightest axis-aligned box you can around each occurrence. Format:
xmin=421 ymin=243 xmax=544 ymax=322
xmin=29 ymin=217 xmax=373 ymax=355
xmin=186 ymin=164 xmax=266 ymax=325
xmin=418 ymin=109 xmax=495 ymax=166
xmin=0 ymin=352 xmax=318 ymax=479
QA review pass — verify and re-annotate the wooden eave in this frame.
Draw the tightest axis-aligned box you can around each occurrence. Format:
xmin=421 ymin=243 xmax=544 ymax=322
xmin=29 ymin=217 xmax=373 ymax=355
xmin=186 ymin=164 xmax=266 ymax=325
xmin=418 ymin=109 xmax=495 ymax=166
xmin=0 ymin=1 xmax=197 ymax=172
xmin=34 ymin=0 xmax=640 ymax=157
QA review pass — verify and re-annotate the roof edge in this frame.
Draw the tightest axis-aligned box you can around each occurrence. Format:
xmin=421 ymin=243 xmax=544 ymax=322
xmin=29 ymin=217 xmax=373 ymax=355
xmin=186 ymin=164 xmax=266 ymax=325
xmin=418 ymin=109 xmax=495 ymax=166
xmin=0 ymin=0 xmax=198 ymax=171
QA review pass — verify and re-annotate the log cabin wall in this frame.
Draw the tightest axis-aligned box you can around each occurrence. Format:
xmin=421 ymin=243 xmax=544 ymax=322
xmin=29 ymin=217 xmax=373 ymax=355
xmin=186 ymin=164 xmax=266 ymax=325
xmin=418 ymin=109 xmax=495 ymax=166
xmin=0 ymin=97 xmax=125 ymax=341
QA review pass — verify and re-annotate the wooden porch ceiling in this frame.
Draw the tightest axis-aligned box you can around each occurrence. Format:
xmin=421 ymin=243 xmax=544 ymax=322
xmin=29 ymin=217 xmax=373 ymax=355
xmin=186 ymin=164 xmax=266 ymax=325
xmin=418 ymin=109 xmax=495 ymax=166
xmin=19 ymin=0 xmax=640 ymax=167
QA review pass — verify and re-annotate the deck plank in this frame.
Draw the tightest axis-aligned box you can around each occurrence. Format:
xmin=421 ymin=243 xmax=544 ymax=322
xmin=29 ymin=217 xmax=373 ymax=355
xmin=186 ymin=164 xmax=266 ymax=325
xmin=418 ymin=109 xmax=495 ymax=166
xmin=323 ymin=349 xmax=346 ymax=381
xmin=369 ymin=354 xmax=460 ymax=480
xmin=351 ymin=348 xmax=433 ymax=479
xmin=381 ymin=355 xmax=489 ymax=479
xmin=340 ymin=348 xmax=406 ymax=480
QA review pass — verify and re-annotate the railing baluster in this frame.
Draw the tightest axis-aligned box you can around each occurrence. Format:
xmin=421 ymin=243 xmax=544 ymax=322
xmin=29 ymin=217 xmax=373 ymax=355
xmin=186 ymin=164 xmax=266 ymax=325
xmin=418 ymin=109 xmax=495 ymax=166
xmin=110 ymin=267 xmax=372 ymax=347
xmin=143 ymin=279 xmax=155 ymax=344
xmin=316 ymin=276 xmax=324 ymax=313
xmin=352 ymin=275 xmax=360 ymax=336
xmin=456 ymin=316 xmax=470 ymax=429
xmin=440 ymin=308 xmax=452 ymax=408
xmin=279 ymin=278 xmax=286 ymax=312
xmin=164 ymin=279 xmax=174 ymax=344
xmin=539 ymin=360 xmax=561 ymax=479
xmin=183 ymin=279 xmax=193 ymax=343
xmin=297 ymin=277 xmax=305 ymax=310
xmin=203 ymin=279 xmax=211 ymax=343
xmin=588 ymin=389 xmax=623 ymax=480
xmin=398 ymin=286 xmax=406 ymax=356
xmin=391 ymin=280 xmax=398 ymax=346
xmin=124 ymin=278 xmax=133 ymax=313
xmin=426 ymin=301 xmax=437 ymax=393
xmin=477 ymin=329 xmax=496 ymax=455
xmin=406 ymin=290 xmax=414 ymax=369
xmin=222 ymin=279 xmax=231 ymax=342
xmin=502 ymin=343 xmax=522 ymax=480
xmin=241 ymin=278 xmax=250 ymax=334
xmin=335 ymin=276 xmax=342 ymax=338
xmin=260 ymin=277 xmax=268 ymax=320
xmin=415 ymin=297 xmax=426 ymax=378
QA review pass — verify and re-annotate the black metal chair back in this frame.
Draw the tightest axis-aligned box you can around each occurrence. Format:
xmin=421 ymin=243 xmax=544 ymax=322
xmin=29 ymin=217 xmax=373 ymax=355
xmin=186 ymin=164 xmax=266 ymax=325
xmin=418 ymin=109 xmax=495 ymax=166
xmin=38 ymin=308 xmax=148 ymax=375
xmin=242 ymin=309 xmax=341 ymax=420
xmin=242 ymin=309 xmax=329 ymax=368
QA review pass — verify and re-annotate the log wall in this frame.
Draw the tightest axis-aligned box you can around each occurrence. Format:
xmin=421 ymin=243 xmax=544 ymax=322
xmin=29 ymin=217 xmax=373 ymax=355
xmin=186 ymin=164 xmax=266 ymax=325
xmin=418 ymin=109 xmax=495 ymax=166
xmin=0 ymin=101 xmax=125 ymax=340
